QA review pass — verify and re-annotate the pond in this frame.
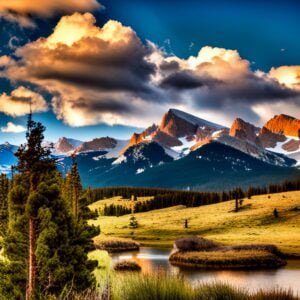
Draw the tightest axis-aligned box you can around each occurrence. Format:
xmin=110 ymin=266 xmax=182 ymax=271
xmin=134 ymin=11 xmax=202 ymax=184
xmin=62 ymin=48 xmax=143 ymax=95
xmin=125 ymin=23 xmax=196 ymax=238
xmin=110 ymin=247 xmax=300 ymax=296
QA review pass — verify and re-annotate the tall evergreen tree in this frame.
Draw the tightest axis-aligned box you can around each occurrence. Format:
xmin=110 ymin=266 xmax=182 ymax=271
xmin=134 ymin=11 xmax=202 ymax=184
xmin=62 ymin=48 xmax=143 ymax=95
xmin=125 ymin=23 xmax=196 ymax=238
xmin=0 ymin=113 xmax=99 ymax=299
xmin=63 ymin=155 xmax=82 ymax=218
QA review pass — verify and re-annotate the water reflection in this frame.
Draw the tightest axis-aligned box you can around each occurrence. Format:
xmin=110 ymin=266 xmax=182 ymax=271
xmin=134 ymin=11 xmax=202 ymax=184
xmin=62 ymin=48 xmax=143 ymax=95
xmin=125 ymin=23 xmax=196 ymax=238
xmin=110 ymin=247 xmax=300 ymax=295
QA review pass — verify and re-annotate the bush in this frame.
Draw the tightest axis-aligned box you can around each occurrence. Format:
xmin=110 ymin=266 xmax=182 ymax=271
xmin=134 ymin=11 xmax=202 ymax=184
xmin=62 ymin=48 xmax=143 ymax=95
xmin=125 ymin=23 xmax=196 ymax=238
xmin=113 ymin=260 xmax=141 ymax=271
xmin=95 ymin=239 xmax=140 ymax=252
xmin=175 ymin=236 xmax=219 ymax=252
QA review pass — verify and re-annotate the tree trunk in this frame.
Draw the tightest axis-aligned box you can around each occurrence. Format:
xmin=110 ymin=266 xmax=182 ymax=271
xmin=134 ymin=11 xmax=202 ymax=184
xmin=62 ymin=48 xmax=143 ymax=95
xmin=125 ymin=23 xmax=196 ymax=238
xmin=26 ymin=217 xmax=37 ymax=300
xmin=235 ymin=198 xmax=239 ymax=212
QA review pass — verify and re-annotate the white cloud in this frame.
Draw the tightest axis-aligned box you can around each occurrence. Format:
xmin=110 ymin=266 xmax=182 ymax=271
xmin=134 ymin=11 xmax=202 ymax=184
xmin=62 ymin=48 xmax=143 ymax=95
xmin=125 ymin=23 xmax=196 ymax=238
xmin=1 ymin=122 xmax=26 ymax=133
xmin=269 ymin=66 xmax=300 ymax=90
xmin=0 ymin=86 xmax=48 ymax=117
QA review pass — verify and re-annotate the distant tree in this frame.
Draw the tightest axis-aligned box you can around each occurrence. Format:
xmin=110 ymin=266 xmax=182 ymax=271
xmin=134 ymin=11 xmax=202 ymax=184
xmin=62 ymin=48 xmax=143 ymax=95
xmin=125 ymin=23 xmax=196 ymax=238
xmin=63 ymin=155 xmax=82 ymax=218
xmin=184 ymin=219 xmax=188 ymax=229
xmin=129 ymin=215 xmax=138 ymax=229
xmin=235 ymin=196 xmax=239 ymax=212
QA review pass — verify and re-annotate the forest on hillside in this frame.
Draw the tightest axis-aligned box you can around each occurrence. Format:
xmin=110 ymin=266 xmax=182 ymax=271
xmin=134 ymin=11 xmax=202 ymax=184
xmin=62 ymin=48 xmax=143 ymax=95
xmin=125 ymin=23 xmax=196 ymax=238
xmin=86 ymin=180 xmax=300 ymax=216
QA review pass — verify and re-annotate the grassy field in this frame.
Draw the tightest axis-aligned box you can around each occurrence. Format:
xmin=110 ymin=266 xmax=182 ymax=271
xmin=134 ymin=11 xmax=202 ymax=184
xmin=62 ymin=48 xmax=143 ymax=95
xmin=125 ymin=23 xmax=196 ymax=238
xmin=89 ymin=191 xmax=300 ymax=256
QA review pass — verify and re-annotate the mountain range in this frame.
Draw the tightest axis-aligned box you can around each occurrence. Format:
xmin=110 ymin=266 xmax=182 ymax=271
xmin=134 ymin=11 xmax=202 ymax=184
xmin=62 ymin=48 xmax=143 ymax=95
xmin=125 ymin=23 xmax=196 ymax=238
xmin=1 ymin=109 xmax=300 ymax=190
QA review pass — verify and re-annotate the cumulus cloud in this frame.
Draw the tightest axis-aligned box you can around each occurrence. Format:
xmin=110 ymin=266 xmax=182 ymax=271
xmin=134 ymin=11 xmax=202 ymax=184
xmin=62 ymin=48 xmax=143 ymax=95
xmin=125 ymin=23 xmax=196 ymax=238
xmin=1 ymin=13 xmax=160 ymax=127
xmin=1 ymin=122 xmax=26 ymax=133
xmin=0 ymin=13 xmax=299 ymax=127
xmin=0 ymin=86 xmax=48 ymax=117
xmin=269 ymin=66 xmax=300 ymax=90
xmin=0 ymin=0 xmax=102 ymax=27
xmin=150 ymin=45 xmax=300 ymax=123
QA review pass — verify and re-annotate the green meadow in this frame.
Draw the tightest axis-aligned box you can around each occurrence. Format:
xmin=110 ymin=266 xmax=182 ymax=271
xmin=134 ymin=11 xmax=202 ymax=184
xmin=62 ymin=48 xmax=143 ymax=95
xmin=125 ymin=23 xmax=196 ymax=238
xmin=89 ymin=191 xmax=300 ymax=256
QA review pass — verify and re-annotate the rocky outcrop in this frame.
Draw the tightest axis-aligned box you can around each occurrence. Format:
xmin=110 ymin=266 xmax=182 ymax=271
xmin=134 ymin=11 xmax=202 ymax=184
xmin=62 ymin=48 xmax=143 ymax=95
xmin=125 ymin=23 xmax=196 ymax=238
xmin=282 ymin=139 xmax=300 ymax=152
xmin=122 ymin=124 xmax=159 ymax=152
xmin=229 ymin=118 xmax=260 ymax=145
xmin=153 ymin=130 xmax=182 ymax=147
xmin=264 ymin=114 xmax=300 ymax=137
xmin=123 ymin=108 xmax=226 ymax=153
xmin=56 ymin=137 xmax=81 ymax=153
xmin=258 ymin=127 xmax=287 ymax=148
xmin=159 ymin=109 xmax=224 ymax=139
xmin=76 ymin=137 xmax=117 ymax=152
xmin=159 ymin=109 xmax=199 ymax=138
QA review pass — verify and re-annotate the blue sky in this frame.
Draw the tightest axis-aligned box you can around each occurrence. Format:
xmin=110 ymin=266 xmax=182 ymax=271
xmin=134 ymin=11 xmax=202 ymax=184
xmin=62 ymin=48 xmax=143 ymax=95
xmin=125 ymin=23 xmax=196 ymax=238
xmin=100 ymin=0 xmax=300 ymax=71
xmin=0 ymin=0 xmax=299 ymax=144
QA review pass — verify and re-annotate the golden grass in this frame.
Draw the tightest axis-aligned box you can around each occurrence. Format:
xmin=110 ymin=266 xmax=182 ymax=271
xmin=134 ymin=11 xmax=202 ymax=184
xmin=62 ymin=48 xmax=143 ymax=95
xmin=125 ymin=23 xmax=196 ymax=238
xmin=169 ymin=250 xmax=286 ymax=269
xmin=89 ymin=191 xmax=300 ymax=256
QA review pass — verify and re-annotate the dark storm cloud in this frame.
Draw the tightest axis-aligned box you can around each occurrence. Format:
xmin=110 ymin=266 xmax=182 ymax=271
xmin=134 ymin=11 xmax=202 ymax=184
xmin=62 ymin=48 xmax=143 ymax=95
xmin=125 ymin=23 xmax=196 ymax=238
xmin=160 ymin=71 xmax=221 ymax=90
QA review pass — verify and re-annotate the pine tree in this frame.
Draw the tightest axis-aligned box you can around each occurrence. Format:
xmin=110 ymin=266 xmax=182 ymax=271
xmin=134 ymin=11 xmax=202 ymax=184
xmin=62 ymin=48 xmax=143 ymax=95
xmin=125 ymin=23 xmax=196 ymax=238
xmin=62 ymin=155 xmax=82 ymax=219
xmin=14 ymin=112 xmax=56 ymax=299
xmin=0 ymin=113 xmax=99 ymax=299
xmin=129 ymin=215 xmax=138 ymax=229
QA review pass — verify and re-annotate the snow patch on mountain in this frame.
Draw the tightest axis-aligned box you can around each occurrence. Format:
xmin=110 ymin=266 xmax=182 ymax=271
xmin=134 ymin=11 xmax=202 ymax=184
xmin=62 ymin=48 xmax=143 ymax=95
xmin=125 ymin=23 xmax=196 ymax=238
xmin=105 ymin=140 xmax=129 ymax=158
xmin=136 ymin=168 xmax=145 ymax=174
xmin=266 ymin=138 xmax=300 ymax=155
xmin=112 ymin=154 xmax=127 ymax=165
xmin=171 ymin=137 xmax=196 ymax=155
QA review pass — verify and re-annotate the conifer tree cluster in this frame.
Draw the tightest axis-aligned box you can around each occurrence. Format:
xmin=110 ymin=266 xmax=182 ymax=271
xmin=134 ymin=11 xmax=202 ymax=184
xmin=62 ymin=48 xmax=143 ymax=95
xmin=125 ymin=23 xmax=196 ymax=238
xmin=96 ymin=180 xmax=300 ymax=216
xmin=0 ymin=113 xmax=99 ymax=299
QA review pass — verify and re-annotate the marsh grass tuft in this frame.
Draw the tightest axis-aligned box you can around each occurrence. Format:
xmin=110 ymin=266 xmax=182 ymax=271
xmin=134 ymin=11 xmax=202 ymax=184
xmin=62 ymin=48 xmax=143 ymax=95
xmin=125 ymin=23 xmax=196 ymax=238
xmin=40 ymin=273 xmax=299 ymax=300
xmin=113 ymin=260 xmax=141 ymax=271
xmin=95 ymin=238 xmax=140 ymax=252
xmin=175 ymin=236 xmax=219 ymax=251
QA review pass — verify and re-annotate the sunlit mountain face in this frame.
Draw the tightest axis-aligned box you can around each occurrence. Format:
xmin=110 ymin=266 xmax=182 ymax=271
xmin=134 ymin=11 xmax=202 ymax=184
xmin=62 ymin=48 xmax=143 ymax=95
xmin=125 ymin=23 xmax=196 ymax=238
xmin=0 ymin=0 xmax=299 ymax=188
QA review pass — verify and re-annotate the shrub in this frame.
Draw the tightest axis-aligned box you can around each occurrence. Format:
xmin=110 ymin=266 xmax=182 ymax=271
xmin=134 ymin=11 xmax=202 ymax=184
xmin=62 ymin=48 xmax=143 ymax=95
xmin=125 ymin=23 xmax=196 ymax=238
xmin=95 ymin=239 xmax=140 ymax=252
xmin=113 ymin=260 xmax=141 ymax=272
xmin=175 ymin=236 xmax=219 ymax=252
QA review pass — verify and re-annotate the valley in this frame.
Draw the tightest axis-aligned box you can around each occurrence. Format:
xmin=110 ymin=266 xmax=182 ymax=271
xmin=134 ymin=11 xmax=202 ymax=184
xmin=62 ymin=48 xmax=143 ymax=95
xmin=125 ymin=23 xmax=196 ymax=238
xmin=89 ymin=191 xmax=300 ymax=256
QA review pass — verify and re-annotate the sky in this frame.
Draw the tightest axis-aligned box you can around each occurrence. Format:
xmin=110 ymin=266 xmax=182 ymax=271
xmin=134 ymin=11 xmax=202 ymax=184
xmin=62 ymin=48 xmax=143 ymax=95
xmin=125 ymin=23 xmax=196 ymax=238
xmin=0 ymin=0 xmax=299 ymax=144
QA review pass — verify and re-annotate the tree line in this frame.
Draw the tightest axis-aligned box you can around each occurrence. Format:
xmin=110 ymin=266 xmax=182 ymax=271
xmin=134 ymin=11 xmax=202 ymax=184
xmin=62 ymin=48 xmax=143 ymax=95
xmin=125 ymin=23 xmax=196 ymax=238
xmin=94 ymin=180 xmax=300 ymax=216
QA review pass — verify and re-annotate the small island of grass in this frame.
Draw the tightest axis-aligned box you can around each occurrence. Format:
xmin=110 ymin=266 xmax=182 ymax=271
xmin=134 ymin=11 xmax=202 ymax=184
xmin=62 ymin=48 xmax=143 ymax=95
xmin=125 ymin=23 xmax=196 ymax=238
xmin=169 ymin=236 xmax=287 ymax=269
xmin=113 ymin=260 xmax=142 ymax=271
xmin=95 ymin=237 xmax=140 ymax=252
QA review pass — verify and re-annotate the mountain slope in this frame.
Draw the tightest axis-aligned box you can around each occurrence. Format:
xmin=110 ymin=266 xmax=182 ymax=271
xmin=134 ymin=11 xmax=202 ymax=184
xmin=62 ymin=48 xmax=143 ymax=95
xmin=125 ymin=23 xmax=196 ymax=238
xmin=124 ymin=108 xmax=227 ymax=156
xmin=55 ymin=137 xmax=83 ymax=153
xmin=77 ymin=141 xmax=299 ymax=190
